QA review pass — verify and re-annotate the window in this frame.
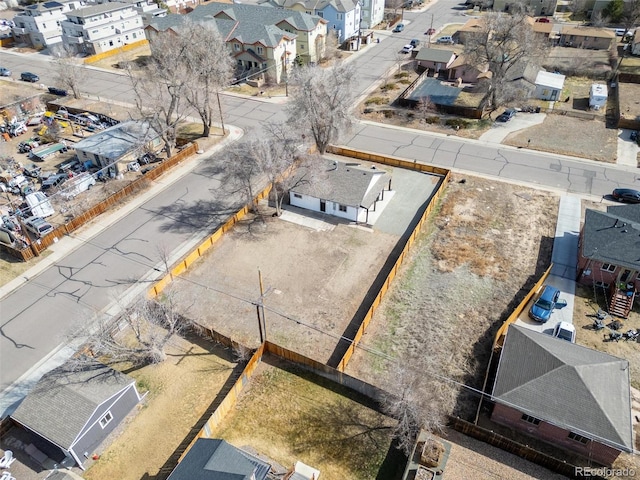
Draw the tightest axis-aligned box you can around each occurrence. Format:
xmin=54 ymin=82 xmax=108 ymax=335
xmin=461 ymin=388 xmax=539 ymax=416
xmin=132 ymin=32 xmax=137 ymax=38
xmin=594 ymin=281 xmax=610 ymax=289
xmin=109 ymin=40 xmax=114 ymax=46
xmin=257 ymin=46 xmax=263 ymax=54
xmin=99 ymin=411 xmax=113 ymax=429
xmin=337 ymin=13 xmax=343 ymax=19
xmin=601 ymin=264 xmax=616 ymax=272
xmin=568 ymin=432 xmax=589 ymax=445
xmin=293 ymin=193 xmax=302 ymax=199
xmin=521 ymin=414 xmax=540 ymax=425
xmin=338 ymin=204 xmax=347 ymax=212
xmin=300 ymin=44 xmax=305 ymax=49
xmin=234 ymin=43 xmax=241 ymax=51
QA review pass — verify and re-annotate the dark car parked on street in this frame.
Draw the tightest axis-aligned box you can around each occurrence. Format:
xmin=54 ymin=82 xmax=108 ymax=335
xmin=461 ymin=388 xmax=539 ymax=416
xmin=496 ymin=108 xmax=517 ymax=122
xmin=21 ymin=72 xmax=39 ymax=83
xmin=612 ymin=188 xmax=640 ymax=203
xmin=47 ymin=87 xmax=68 ymax=96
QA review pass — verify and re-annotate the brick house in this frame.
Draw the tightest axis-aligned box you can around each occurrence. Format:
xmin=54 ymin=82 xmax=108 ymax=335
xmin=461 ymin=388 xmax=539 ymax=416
xmin=577 ymin=205 xmax=640 ymax=317
xmin=491 ymin=325 xmax=633 ymax=466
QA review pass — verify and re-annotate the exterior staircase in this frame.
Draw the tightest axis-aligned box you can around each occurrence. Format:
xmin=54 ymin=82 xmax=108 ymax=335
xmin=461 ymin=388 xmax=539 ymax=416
xmin=609 ymin=284 xmax=636 ymax=318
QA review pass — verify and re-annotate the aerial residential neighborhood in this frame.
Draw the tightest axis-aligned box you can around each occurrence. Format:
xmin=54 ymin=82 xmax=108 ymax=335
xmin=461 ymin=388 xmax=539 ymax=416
xmin=1 ymin=0 xmax=640 ymax=478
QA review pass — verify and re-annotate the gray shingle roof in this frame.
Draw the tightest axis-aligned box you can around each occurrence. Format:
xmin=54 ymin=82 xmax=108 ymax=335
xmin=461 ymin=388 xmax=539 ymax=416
xmin=167 ymin=439 xmax=270 ymax=480
xmin=269 ymin=0 xmax=357 ymax=13
xmin=11 ymin=361 xmax=136 ymax=450
xmin=73 ymin=121 xmax=159 ymax=161
xmin=292 ymin=160 xmax=390 ymax=208
xmin=415 ymin=48 xmax=455 ymax=63
xmin=492 ymin=325 xmax=633 ymax=452
xmin=581 ymin=205 xmax=640 ymax=271
xmin=67 ymin=1 xmax=132 ymax=18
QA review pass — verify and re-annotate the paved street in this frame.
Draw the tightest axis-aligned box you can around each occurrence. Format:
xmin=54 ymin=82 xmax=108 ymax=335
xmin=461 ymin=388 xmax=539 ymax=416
xmin=0 ymin=0 xmax=639 ymax=414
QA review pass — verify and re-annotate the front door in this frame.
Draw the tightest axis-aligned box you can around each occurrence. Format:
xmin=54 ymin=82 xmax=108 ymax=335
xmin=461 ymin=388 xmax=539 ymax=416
xmin=621 ymin=269 xmax=633 ymax=283
xmin=551 ymin=89 xmax=558 ymax=101
xmin=320 ymin=199 xmax=326 ymax=212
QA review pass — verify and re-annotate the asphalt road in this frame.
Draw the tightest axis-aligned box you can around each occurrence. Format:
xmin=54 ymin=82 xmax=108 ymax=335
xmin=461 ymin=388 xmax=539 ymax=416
xmin=0 ymin=0 xmax=639 ymax=410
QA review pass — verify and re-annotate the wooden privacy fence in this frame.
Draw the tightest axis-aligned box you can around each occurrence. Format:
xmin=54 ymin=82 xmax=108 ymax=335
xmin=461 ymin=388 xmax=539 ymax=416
xmin=493 ymin=264 xmax=552 ymax=349
xmin=148 ymin=183 xmax=272 ymax=298
xmin=84 ymin=39 xmax=149 ymax=64
xmin=6 ymin=144 xmax=198 ymax=262
xmin=327 ymin=146 xmax=450 ymax=371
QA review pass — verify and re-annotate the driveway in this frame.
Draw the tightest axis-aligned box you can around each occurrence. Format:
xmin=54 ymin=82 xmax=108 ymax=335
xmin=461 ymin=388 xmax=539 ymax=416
xmin=479 ymin=112 xmax=547 ymax=144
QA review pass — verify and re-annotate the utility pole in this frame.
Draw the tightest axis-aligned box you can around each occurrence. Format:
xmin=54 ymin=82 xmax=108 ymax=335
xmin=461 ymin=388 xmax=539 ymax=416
xmin=257 ymin=268 xmax=268 ymax=342
xmin=357 ymin=0 xmax=363 ymax=51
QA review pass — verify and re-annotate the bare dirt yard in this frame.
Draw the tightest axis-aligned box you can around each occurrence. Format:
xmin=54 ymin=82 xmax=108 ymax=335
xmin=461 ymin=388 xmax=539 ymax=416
xmin=503 ymin=114 xmax=618 ymax=163
xmin=344 ymin=174 xmax=559 ymax=419
xmin=212 ymin=355 xmax=398 ymax=480
xmin=170 ymin=211 xmax=400 ymax=362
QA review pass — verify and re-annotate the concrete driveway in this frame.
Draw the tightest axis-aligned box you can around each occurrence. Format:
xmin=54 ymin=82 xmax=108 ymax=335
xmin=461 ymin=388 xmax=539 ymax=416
xmin=479 ymin=112 xmax=547 ymax=144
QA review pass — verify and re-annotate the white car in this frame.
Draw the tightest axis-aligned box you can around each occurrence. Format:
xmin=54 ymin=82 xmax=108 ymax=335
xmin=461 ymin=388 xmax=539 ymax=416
xmin=401 ymin=44 xmax=414 ymax=54
xmin=24 ymin=216 xmax=54 ymax=238
xmin=553 ymin=321 xmax=576 ymax=343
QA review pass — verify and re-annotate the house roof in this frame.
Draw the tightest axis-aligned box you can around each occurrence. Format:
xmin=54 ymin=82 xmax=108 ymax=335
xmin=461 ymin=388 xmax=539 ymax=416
xmin=167 ymin=438 xmax=271 ymax=480
xmin=267 ymin=0 xmax=357 ymax=13
xmin=11 ymin=361 xmax=136 ymax=450
xmin=415 ymin=48 xmax=455 ymax=63
xmin=581 ymin=205 xmax=640 ymax=271
xmin=534 ymin=70 xmax=565 ymax=89
xmin=73 ymin=121 xmax=159 ymax=161
xmin=194 ymin=2 xmax=326 ymax=32
xmin=67 ymin=1 xmax=132 ymax=18
xmin=291 ymin=160 xmax=390 ymax=208
xmin=492 ymin=325 xmax=633 ymax=452
xmin=25 ymin=1 xmax=64 ymax=12
xmin=560 ymin=25 xmax=615 ymax=38
xmin=447 ymin=53 xmax=488 ymax=73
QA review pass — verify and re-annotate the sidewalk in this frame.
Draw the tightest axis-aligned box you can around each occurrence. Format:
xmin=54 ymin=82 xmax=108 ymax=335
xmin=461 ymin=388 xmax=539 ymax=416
xmin=0 ymin=125 xmax=243 ymax=417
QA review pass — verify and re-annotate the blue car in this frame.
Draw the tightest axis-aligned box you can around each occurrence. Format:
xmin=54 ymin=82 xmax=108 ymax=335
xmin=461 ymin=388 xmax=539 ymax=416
xmin=393 ymin=23 xmax=405 ymax=32
xmin=529 ymin=285 xmax=561 ymax=323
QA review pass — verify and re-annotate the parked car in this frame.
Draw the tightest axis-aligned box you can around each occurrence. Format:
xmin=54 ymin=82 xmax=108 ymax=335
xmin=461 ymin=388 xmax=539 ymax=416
xmin=24 ymin=216 xmax=54 ymax=238
xmin=535 ymin=17 xmax=551 ymax=23
xmin=553 ymin=321 xmax=576 ymax=343
xmin=23 ymin=164 xmax=42 ymax=179
xmin=436 ymin=35 xmax=454 ymax=44
xmin=47 ymin=87 xmax=68 ymax=96
xmin=20 ymin=72 xmax=39 ymax=83
xmin=401 ymin=44 xmax=414 ymax=54
xmin=612 ymin=188 xmax=640 ymax=203
xmin=425 ymin=28 xmax=436 ymax=35
xmin=393 ymin=23 xmax=405 ymax=32
xmin=529 ymin=285 xmax=561 ymax=323
xmin=496 ymin=108 xmax=517 ymax=122
xmin=410 ymin=39 xmax=420 ymax=47
xmin=0 ymin=67 xmax=11 ymax=77
xmin=41 ymin=173 xmax=67 ymax=192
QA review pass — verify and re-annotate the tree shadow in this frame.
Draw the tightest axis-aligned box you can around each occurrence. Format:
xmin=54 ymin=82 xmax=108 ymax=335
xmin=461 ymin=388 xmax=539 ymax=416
xmin=153 ymin=198 xmax=238 ymax=235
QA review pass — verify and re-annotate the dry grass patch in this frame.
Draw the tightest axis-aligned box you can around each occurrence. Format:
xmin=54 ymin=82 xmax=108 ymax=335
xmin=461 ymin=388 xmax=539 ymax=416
xmin=0 ymin=250 xmax=52 ymax=287
xmin=213 ymin=358 xmax=397 ymax=480
xmin=83 ymin=334 xmax=237 ymax=480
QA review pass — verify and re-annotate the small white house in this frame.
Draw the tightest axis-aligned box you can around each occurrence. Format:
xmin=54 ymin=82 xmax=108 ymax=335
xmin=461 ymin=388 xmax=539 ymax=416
xmin=589 ymin=83 xmax=608 ymax=110
xmin=289 ymin=161 xmax=392 ymax=224
xmin=534 ymin=71 xmax=565 ymax=101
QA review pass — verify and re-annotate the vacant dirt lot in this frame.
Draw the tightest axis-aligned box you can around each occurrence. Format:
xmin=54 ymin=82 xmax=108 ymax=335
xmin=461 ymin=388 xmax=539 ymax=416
xmin=503 ymin=114 xmax=618 ymax=163
xmin=344 ymin=175 xmax=559 ymax=419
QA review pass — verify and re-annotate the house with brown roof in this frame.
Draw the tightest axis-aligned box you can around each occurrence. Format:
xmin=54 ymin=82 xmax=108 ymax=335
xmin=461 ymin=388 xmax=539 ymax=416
xmin=446 ymin=54 xmax=490 ymax=83
xmin=558 ymin=25 xmax=614 ymax=49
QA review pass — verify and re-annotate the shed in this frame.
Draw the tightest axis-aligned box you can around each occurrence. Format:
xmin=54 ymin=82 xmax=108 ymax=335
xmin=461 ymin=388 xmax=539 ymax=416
xmin=534 ymin=71 xmax=565 ymax=101
xmin=589 ymin=84 xmax=608 ymax=110
xmin=10 ymin=361 xmax=143 ymax=469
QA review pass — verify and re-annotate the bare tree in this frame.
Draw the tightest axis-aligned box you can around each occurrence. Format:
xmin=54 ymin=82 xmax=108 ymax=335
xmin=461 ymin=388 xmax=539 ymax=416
xmin=50 ymin=44 xmax=87 ymax=99
xmin=380 ymin=359 xmax=456 ymax=454
xmin=78 ymin=290 xmax=192 ymax=366
xmin=182 ymin=20 xmax=235 ymax=137
xmin=417 ymin=96 xmax=437 ymax=121
xmin=620 ymin=0 xmax=640 ymax=38
xmin=128 ymin=31 xmax=192 ymax=157
xmin=463 ymin=11 xmax=548 ymax=115
xmin=286 ymin=62 xmax=355 ymax=154
xmin=220 ymin=140 xmax=265 ymax=213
